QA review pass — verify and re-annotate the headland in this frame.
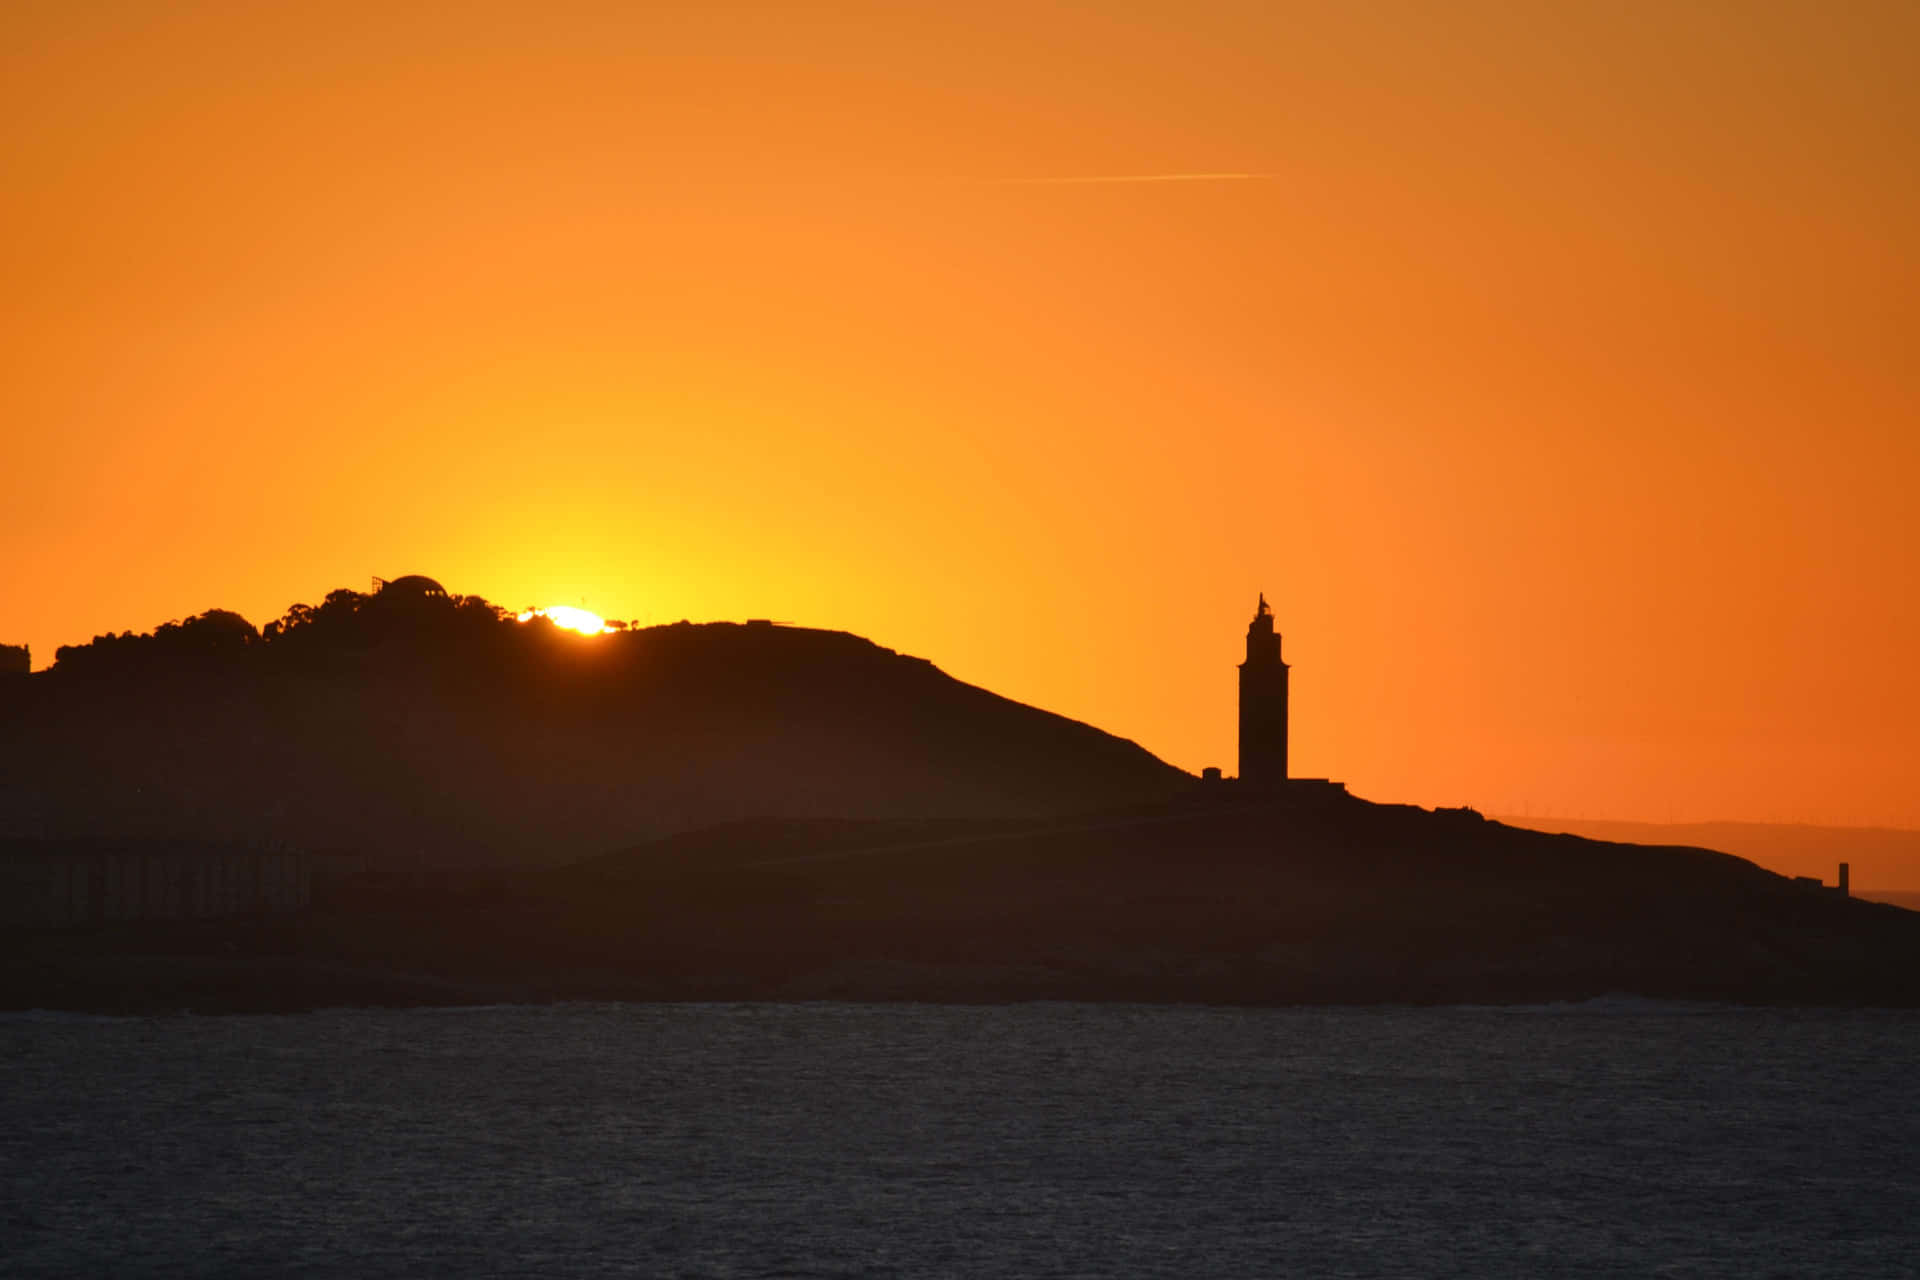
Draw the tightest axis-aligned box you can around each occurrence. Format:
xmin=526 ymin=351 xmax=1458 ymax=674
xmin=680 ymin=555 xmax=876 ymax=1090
xmin=3 ymin=579 xmax=1916 ymax=1012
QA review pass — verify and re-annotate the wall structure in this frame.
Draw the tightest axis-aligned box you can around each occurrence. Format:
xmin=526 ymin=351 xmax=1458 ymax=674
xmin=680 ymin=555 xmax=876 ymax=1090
xmin=0 ymin=845 xmax=310 ymax=927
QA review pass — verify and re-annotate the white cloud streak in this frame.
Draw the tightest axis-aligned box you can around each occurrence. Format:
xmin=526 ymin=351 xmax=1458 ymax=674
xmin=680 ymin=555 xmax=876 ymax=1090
xmin=972 ymin=173 xmax=1271 ymax=186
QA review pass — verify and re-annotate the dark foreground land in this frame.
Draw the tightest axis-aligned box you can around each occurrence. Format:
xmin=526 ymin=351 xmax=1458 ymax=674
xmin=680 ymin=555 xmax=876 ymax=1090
xmin=8 ymin=793 xmax=1919 ymax=1014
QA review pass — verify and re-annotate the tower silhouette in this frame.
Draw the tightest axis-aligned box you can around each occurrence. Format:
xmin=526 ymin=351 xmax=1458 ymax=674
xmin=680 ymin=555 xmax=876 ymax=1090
xmin=1238 ymin=594 xmax=1288 ymax=784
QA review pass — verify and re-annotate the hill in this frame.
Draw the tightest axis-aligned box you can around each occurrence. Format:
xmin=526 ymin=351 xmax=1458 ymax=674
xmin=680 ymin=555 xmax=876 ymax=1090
xmin=1498 ymin=817 xmax=1920 ymax=896
xmin=0 ymin=579 xmax=1187 ymax=866
xmin=8 ymin=794 xmax=1919 ymax=1012
xmin=9 ymin=576 xmax=1916 ymax=1014
xmin=524 ymin=798 xmax=1920 ymax=1005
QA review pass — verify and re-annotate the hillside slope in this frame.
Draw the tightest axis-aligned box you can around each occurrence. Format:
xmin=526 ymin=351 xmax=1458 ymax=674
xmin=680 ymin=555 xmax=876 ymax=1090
xmin=10 ymin=795 xmax=1918 ymax=1012
xmin=1500 ymin=817 xmax=1920 ymax=894
xmin=528 ymin=798 xmax=1920 ymax=1005
xmin=0 ymin=585 xmax=1187 ymax=865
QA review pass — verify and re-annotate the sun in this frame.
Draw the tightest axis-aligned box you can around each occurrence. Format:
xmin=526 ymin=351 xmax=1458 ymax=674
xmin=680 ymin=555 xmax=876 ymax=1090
xmin=517 ymin=605 xmax=611 ymax=635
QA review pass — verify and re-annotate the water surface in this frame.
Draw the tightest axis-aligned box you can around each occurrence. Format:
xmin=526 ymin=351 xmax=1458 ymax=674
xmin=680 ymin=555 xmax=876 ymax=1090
xmin=5 ymin=1002 xmax=1916 ymax=1277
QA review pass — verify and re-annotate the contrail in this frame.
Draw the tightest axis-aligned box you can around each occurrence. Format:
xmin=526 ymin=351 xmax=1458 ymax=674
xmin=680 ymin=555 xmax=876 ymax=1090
xmin=972 ymin=172 xmax=1270 ymax=186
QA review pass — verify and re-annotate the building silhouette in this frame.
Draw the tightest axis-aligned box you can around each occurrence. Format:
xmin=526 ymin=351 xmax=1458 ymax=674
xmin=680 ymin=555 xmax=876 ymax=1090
xmin=1238 ymin=594 xmax=1288 ymax=784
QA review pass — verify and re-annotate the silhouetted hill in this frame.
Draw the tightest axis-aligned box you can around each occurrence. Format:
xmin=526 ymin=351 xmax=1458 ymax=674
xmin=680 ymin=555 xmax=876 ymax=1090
xmin=0 ymin=582 xmax=1188 ymax=865
xmin=525 ymin=799 xmax=1920 ymax=1005
xmin=12 ymin=579 xmax=1917 ymax=1014
xmin=9 ymin=795 xmax=1919 ymax=1013
xmin=1498 ymin=817 xmax=1920 ymax=894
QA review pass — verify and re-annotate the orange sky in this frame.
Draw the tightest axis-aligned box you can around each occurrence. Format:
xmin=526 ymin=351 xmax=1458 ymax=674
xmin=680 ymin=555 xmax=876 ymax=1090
xmin=4 ymin=1 xmax=1915 ymax=826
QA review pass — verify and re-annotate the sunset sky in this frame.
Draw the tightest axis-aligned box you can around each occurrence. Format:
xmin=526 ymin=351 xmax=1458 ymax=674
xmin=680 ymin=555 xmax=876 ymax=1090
xmin=4 ymin=1 xmax=1915 ymax=827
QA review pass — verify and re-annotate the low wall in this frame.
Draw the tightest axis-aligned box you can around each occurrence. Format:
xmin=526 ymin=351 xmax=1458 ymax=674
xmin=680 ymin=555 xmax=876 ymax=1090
xmin=0 ymin=846 xmax=310 ymax=927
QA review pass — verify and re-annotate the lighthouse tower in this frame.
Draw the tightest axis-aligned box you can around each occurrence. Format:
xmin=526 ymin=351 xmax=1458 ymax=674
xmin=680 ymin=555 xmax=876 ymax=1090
xmin=1238 ymin=594 xmax=1289 ymax=785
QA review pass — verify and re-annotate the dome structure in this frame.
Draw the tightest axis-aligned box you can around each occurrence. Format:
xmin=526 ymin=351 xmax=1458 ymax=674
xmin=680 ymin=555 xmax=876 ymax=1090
xmin=380 ymin=575 xmax=449 ymax=599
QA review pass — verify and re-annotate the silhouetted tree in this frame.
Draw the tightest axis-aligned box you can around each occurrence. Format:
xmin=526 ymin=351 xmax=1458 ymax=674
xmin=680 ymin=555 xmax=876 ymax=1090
xmin=50 ymin=610 xmax=254 ymax=675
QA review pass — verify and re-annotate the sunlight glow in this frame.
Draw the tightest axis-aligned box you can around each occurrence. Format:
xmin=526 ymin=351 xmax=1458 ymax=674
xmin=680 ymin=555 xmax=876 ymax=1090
xmin=517 ymin=605 xmax=610 ymax=635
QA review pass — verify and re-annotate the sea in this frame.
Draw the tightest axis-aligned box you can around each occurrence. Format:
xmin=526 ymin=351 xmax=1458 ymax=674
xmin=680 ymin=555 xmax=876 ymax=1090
xmin=3 ymin=1001 xmax=1917 ymax=1278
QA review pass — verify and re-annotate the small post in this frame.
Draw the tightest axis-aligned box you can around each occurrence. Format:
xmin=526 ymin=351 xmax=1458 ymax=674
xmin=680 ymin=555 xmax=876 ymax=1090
xmin=1838 ymin=862 xmax=1850 ymax=897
